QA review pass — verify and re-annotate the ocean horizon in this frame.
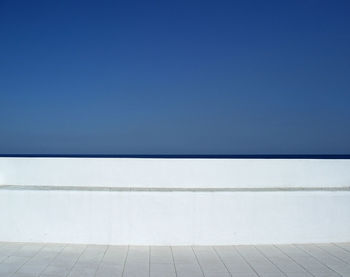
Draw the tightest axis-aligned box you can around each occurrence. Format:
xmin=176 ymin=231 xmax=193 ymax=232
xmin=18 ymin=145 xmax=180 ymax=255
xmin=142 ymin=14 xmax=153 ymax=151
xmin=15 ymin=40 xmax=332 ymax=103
xmin=1 ymin=154 xmax=350 ymax=159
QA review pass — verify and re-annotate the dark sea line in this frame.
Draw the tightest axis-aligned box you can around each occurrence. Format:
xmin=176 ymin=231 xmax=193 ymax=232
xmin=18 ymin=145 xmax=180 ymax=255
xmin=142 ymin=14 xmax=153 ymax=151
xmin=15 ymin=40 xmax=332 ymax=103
xmin=0 ymin=154 xmax=350 ymax=159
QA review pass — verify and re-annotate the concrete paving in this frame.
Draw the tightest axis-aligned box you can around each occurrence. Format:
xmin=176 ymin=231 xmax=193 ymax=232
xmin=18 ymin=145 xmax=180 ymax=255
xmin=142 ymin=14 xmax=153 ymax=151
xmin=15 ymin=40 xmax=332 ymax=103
xmin=1 ymin=242 xmax=350 ymax=277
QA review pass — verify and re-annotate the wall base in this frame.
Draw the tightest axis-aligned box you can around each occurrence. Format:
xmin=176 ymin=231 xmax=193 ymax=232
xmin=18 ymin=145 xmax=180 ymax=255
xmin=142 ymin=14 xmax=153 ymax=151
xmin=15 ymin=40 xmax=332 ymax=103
xmin=1 ymin=188 xmax=349 ymax=245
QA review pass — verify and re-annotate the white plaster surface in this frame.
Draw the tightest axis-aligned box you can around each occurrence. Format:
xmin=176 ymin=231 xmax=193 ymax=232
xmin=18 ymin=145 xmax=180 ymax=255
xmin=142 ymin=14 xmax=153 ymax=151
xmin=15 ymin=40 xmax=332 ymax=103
xmin=0 ymin=157 xmax=350 ymax=188
xmin=1 ymin=158 xmax=349 ymax=245
xmin=0 ymin=189 xmax=350 ymax=245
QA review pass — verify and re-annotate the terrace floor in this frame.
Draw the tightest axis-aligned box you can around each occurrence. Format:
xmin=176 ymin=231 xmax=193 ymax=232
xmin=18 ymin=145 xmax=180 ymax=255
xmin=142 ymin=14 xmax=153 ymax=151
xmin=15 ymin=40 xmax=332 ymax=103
xmin=1 ymin=242 xmax=350 ymax=277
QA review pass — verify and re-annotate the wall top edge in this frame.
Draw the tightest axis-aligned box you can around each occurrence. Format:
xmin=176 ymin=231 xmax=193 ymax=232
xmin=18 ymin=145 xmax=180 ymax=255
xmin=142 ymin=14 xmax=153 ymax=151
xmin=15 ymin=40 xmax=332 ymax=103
xmin=1 ymin=185 xmax=350 ymax=192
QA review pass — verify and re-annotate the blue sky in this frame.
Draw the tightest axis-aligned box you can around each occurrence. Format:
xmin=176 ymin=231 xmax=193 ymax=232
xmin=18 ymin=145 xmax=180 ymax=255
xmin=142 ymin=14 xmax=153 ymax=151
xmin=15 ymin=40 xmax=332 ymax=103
xmin=0 ymin=0 xmax=349 ymax=154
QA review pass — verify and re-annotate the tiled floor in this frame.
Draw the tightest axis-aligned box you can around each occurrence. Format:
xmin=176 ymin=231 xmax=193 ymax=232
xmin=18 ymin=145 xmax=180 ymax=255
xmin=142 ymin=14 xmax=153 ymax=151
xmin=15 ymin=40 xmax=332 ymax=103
xmin=1 ymin=242 xmax=350 ymax=277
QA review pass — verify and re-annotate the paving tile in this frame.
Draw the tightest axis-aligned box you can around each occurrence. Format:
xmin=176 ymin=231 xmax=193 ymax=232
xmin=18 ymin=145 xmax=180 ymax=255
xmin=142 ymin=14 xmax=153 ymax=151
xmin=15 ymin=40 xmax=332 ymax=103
xmin=284 ymin=273 xmax=313 ymax=277
xmin=193 ymin=246 xmax=229 ymax=275
xmin=256 ymin=245 xmax=309 ymax=275
xmin=150 ymin=246 xmax=176 ymax=277
xmin=68 ymin=264 xmax=98 ymax=277
xmin=0 ymin=242 xmax=349 ymax=277
xmin=100 ymin=246 xmax=128 ymax=266
xmin=174 ymin=263 xmax=204 ymax=277
xmin=0 ymin=263 xmax=22 ymax=275
xmin=41 ymin=264 xmax=71 ymax=277
xmin=74 ymin=244 xmax=107 ymax=267
xmin=277 ymin=244 xmax=341 ymax=276
xmin=123 ymin=246 xmax=149 ymax=277
xmin=215 ymin=246 xmax=257 ymax=275
xmin=229 ymin=269 xmax=257 ymax=276
xmin=203 ymin=272 xmax=231 ymax=277
xmin=40 ymin=244 xmax=86 ymax=276
xmin=172 ymin=246 xmax=199 ymax=264
xmin=317 ymin=243 xmax=350 ymax=264
xmin=12 ymin=273 xmax=38 ymax=277
xmin=236 ymin=245 xmax=284 ymax=276
xmin=0 ymin=244 xmax=25 ymax=258
xmin=0 ymin=255 xmax=30 ymax=275
xmin=295 ymin=244 xmax=350 ymax=276
xmin=336 ymin=243 xmax=350 ymax=253
xmin=15 ymin=244 xmax=45 ymax=257
xmin=64 ymin=245 xmax=106 ymax=277
xmin=95 ymin=264 xmax=124 ymax=277
xmin=16 ymin=263 xmax=48 ymax=275
xmin=150 ymin=246 xmax=173 ymax=264
xmin=172 ymin=246 xmax=203 ymax=277
xmin=150 ymin=263 xmax=176 ymax=277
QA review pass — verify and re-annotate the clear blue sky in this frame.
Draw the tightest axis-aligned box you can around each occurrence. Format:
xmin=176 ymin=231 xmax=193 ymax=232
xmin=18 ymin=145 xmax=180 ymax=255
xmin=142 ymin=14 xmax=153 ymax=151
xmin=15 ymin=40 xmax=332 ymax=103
xmin=1 ymin=0 xmax=349 ymax=155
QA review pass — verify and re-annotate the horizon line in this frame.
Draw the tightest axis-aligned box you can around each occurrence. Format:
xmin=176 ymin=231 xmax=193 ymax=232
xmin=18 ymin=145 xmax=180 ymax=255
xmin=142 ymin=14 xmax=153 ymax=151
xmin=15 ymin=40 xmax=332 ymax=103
xmin=1 ymin=154 xmax=350 ymax=159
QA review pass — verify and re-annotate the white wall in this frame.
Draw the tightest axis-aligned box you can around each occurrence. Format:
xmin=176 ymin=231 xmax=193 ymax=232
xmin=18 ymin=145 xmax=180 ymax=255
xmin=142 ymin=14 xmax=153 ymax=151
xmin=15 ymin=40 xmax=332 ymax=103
xmin=1 ymin=157 xmax=350 ymax=188
xmin=0 ymin=189 xmax=349 ymax=245
xmin=1 ymin=158 xmax=350 ymax=245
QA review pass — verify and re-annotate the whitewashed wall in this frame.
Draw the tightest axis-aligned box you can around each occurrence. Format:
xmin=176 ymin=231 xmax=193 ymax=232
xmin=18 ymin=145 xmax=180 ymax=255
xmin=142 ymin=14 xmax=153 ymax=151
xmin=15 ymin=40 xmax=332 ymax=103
xmin=0 ymin=189 xmax=349 ymax=245
xmin=1 ymin=157 xmax=350 ymax=188
xmin=0 ymin=158 xmax=350 ymax=245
